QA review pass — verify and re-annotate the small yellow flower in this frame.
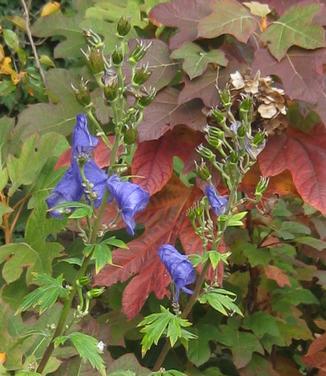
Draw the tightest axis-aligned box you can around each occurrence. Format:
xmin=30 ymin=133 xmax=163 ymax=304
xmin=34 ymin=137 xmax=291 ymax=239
xmin=0 ymin=352 xmax=6 ymax=365
xmin=40 ymin=1 xmax=61 ymax=17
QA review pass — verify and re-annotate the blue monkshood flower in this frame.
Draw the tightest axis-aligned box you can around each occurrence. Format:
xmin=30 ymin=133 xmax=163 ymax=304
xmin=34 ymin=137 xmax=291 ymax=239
xmin=107 ymin=176 xmax=150 ymax=235
xmin=72 ymin=113 xmax=98 ymax=158
xmin=205 ymin=184 xmax=228 ymax=215
xmin=46 ymin=161 xmax=83 ymax=216
xmin=158 ymin=244 xmax=196 ymax=302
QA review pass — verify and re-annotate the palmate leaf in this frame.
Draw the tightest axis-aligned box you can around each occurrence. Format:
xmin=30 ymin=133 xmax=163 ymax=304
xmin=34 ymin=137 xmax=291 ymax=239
xmin=138 ymin=306 xmax=195 ymax=356
xmin=199 ymin=287 xmax=243 ymax=317
xmin=17 ymin=274 xmax=69 ymax=314
xmin=261 ymin=3 xmax=325 ymax=60
xmin=170 ymin=42 xmax=227 ymax=79
xmin=55 ymin=332 xmax=106 ymax=376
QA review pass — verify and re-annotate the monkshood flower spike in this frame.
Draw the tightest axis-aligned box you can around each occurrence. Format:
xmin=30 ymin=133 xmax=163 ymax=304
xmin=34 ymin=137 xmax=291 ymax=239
xmin=205 ymin=184 xmax=228 ymax=215
xmin=158 ymin=244 xmax=196 ymax=303
xmin=46 ymin=114 xmax=149 ymax=235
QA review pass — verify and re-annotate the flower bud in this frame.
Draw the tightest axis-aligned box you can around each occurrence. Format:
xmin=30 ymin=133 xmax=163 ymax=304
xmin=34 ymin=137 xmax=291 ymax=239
xmin=219 ymin=88 xmax=232 ymax=108
xmin=129 ymin=40 xmax=152 ymax=64
xmin=83 ymin=29 xmax=104 ymax=49
xmin=82 ymin=46 xmax=105 ymax=75
xmin=124 ymin=127 xmax=138 ymax=144
xmin=112 ymin=45 xmax=124 ymax=66
xmin=196 ymin=144 xmax=215 ymax=162
xmin=207 ymin=126 xmax=224 ymax=140
xmin=77 ymin=275 xmax=91 ymax=286
xmin=87 ymin=287 xmax=105 ymax=299
xmin=132 ymin=64 xmax=152 ymax=86
xmin=102 ymin=68 xmax=119 ymax=101
xmin=239 ymin=97 xmax=253 ymax=122
xmin=255 ymin=176 xmax=269 ymax=200
xmin=195 ymin=159 xmax=211 ymax=181
xmin=71 ymin=78 xmax=91 ymax=107
xmin=137 ymin=86 xmax=156 ymax=107
xmin=210 ymin=107 xmax=225 ymax=125
xmin=117 ymin=16 xmax=131 ymax=37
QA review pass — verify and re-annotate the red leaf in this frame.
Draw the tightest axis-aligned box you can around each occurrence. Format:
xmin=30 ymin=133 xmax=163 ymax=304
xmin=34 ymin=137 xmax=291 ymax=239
xmin=259 ymin=126 xmax=326 ymax=214
xmin=132 ymin=127 xmax=203 ymax=195
xmin=303 ymin=333 xmax=326 ymax=372
xmin=138 ymin=87 xmax=206 ymax=142
xmin=94 ymin=177 xmax=202 ymax=318
xmin=55 ymin=138 xmax=111 ymax=169
xmin=252 ymin=48 xmax=326 ymax=125
xmin=263 ymin=265 xmax=291 ymax=287
xmin=149 ymin=0 xmax=214 ymax=49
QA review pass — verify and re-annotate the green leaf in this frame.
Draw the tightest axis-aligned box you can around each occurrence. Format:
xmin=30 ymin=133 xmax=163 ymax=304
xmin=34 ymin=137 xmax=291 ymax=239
xmin=187 ymin=324 xmax=219 ymax=367
xmin=243 ymin=243 xmax=272 ymax=267
xmin=243 ymin=312 xmax=281 ymax=338
xmin=17 ymin=274 xmax=69 ymax=314
xmin=103 ymin=236 xmax=129 ymax=249
xmin=295 ymin=236 xmax=326 ymax=251
xmin=198 ymin=0 xmax=257 ymax=43
xmin=261 ymin=3 xmax=325 ymax=60
xmin=24 ymin=199 xmax=67 ymax=283
xmin=0 ymin=202 xmax=12 ymax=226
xmin=138 ymin=306 xmax=195 ymax=355
xmin=0 ymin=168 xmax=8 ymax=192
xmin=199 ymin=287 xmax=243 ymax=317
xmin=51 ymin=201 xmax=94 ymax=218
xmin=275 ymin=220 xmax=311 ymax=240
xmin=56 ymin=332 xmax=106 ymax=375
xmin=91 ymin=244 xmax=113 ymax=274
xmin=109 ymin=371 xmax=136 ymax=376
xmin=171 ymin=43 xmax=227 ymax=80
xmin=3 ymin=29 xmax=20 ymax=52
xmin=0 ymin=243 xmax=44 ymax=284
xmin=243 ymin=1 xmax=271 ymax=17
xmin=219 ymin=211 xmax=247 ymax=227
xmin=6 ymin=132 xmax=68 ymax=196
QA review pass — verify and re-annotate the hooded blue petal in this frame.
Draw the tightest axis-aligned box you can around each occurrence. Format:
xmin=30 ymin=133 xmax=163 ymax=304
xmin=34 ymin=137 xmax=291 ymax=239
xmin=107 ymin=176 xmax=149 ymax=235
xmin=72 ymin=113 xmax=98 ymax=158
xmin=46 ymin=161 xmax=83 ymax=216
xmin=158 ymin=244 xmax=196 ymax=302
xmin=83 ymin=159 xmax=110 ymax=208
xmin=205 ymin=184 xmax=228 ymax=215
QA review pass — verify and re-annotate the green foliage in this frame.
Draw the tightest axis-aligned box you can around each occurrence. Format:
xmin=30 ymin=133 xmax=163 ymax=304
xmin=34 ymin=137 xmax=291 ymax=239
xmin=55 ymin=332 xmax=106 ymax=375
xmin=17 ymin=273 xmax=69 ymax=314
xmin=261 ymin=3 xmax=325 ymax=60
xmin=138 ymin=306 xmax=196 ymax=355
xmin=198 ymin=286 xmax=243 ymax=317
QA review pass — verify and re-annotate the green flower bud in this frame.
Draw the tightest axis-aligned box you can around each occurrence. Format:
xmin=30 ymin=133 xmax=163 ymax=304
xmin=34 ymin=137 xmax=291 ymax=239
xmin=196 ymin=144 xmax=215 ymax=162
xmin=117 ymin=16 xmax=131 ymax=37
xmin=71 ymin=78 xmax=91 ymax=107
xmin=255 ymin=176 xmax=269 ymax=200
xmin=195 ymin=160 xmax=211 ymax=181
xmin=102 ymin=68 xmax=119 ymax=101
xmin=210 ymin=107 xmax=226 ymax=125
xmin=239 ymin=97 xmax=253 ymax=122
xmin=219 ymin=88 xmax=232 ymax=108
xmin=132 ymin=64 xmax=152 ymax=86
xmin=77 ymin=275 xmax=91 ymax=287
xmin=207 ymin=126 xmax=224 ymax=140
xmin=124 ymin=127 xmax=138 ymax=144
xmin=87 ymin=288 xmax=105 ymax=299
xmin=82 ymin=47 xmax=105 ymax=75
xmin=83 ymin=29 xmax=104 ymax=49
xmin=137 ymin=86 xmax=156 ymax=107
xmin=112 ymin=45 xmax=124 ymax=66
xmin=129 ymin=40 xmax=152 ymax=64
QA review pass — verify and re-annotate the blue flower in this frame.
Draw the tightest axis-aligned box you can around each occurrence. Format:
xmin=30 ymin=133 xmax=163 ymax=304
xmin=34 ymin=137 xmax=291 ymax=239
xmin=205 ymin=184 xmax=228 ymax=215
xmin=72 ymin=113 xmax=98 ymax=158
xmin=158 ymin=244 xmax=196 ymax=302
xmin=107 ymin=176 xmax=149 ymax=235
xmin=46 ymin=161 xmax=83 ymax=217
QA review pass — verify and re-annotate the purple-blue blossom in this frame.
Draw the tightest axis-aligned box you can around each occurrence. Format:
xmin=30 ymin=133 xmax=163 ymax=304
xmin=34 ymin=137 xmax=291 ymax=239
xmin=46 ymin=113 xmax=149 ymax=235
xmin=158 ymin=244 xmax=196 ymax=302
xmin=205 ymin=184 xmax=228 ymax=215
xmin=107 ymin=176 xmax=149 ymax=235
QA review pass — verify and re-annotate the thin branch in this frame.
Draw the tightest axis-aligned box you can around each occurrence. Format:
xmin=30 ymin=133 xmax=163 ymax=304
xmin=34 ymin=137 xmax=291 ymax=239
xmin=20 ymin=0 xmax=47 ymax=88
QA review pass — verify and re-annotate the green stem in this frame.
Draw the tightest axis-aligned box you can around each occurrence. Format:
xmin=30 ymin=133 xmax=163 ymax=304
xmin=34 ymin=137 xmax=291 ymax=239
xmin=87 ymin=109 xmax=112 ymax=150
